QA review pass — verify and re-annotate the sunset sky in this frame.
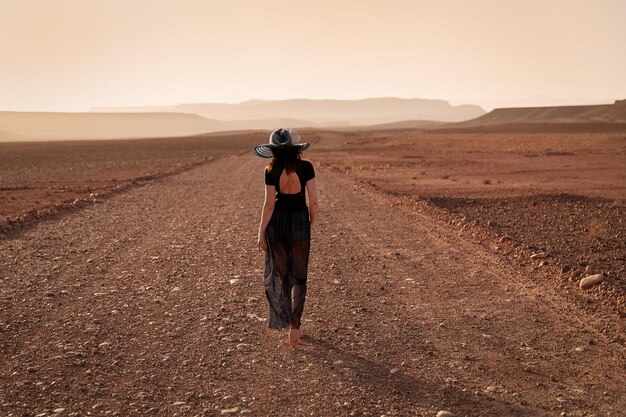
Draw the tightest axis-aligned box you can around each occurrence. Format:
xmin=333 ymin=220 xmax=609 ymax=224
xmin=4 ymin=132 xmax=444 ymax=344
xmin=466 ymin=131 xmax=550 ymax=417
xmin=1 ymin=0 xmax=625 ymax=112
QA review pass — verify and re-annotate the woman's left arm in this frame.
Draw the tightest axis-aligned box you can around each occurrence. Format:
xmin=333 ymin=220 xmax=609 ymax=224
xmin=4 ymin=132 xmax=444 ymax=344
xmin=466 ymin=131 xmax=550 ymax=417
xmin=306 ymin=179 xmax=318 ymax=227
xmin=257 ymin=185 xmax=276 ymax=252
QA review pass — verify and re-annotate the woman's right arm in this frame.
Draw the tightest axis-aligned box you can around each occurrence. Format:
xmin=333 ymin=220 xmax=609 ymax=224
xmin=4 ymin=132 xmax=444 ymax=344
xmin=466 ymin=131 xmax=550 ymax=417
xmin=257 ymin=185 xmax=276 ymax=252
xmin=306 ymin=179 xmax=318 ymax=226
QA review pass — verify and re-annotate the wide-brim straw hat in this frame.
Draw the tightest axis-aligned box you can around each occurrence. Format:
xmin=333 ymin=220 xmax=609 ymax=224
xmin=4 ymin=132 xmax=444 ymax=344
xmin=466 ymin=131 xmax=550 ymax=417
xmin=253 ymin=128 xmax=310 ymax=158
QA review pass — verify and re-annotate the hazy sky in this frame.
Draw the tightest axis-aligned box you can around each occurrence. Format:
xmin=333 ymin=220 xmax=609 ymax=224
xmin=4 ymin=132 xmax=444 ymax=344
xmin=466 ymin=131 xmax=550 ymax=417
xmin=1 ymin=0 xmax=625 ymax=112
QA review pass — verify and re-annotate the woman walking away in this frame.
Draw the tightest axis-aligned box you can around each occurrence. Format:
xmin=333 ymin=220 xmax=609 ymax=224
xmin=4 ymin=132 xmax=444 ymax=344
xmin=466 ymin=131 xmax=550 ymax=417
xmin=254 ymin=128 xmax=318 ymax=347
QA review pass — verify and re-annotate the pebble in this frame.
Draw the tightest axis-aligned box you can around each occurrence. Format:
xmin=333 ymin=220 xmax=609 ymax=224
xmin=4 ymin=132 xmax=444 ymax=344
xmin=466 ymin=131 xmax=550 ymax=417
xmin=220 ymin=407 xmax=239 ymax=414
xmin=53 ymin=408 xmax=66 ymax=414
xmin=579 ymin=274 xmax=603 ymax=290
xmin=437 ymin=411 xmax=454 ymax=417
xmin=229 ymin=279 xmax=241 ymax=285
xmin=333 ymin=360 xmax=344 ymax=366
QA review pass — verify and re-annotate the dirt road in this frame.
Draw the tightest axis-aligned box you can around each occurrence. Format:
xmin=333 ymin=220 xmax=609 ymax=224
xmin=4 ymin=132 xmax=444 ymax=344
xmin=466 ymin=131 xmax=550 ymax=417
xmin=1 ymin=152 xmax=624 ymax=417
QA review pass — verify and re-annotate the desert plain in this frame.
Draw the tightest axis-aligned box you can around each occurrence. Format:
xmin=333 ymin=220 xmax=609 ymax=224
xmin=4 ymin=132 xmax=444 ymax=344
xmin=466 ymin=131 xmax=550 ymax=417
xmin=1 ymin=125 xmax=625 ymax=416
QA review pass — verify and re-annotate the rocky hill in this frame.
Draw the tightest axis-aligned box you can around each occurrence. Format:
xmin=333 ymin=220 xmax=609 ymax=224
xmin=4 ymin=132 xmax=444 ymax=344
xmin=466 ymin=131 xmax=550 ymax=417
xmin=453 ymin=99 xmax=626 ymax=127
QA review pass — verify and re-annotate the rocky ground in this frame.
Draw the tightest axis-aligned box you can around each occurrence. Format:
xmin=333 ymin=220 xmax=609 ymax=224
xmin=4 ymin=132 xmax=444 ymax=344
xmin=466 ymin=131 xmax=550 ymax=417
xmin=0 ymin=133 xmax=264 ymax=224
xmin=1 ymin=141 xmax=625 ymax=416
xmin=317 ymin=130 xmax=626 ymax=313
xmin=424 ymin=194 xmax=625 ymax=302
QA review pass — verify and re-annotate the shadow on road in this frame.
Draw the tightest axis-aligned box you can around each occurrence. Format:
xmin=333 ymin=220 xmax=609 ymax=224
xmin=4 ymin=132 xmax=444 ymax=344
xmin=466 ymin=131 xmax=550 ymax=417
xmin=298 ymin=335 xmax=549 ymax=417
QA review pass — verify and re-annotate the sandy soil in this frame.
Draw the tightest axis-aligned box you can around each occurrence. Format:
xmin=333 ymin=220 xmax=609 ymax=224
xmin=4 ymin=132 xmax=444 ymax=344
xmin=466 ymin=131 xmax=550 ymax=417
xmin=1 ymin=130 xmax=625 ymax=416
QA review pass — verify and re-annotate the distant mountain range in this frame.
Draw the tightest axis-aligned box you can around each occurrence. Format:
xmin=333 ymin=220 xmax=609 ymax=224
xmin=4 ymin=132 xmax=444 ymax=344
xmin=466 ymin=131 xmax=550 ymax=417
xmin=0 ymin=112 xmax=222 ymax=141
xmin=0 ymin=97 xmax=486 ymax=141
xmin=92 ymin=97 xmax=486 ymax=126
xmin=1 ymin=98 xmax=624 ymax=142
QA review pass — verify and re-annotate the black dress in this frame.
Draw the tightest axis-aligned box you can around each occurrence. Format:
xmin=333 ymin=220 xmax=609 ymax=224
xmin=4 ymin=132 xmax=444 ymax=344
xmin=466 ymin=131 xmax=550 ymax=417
xmin=263 ymin=159 xmax=315 ymax=329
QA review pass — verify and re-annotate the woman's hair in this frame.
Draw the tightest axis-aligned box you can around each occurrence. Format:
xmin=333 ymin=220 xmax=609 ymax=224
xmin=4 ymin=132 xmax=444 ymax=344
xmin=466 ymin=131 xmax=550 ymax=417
xmin=267 ymin=147 xmax=302 ymax=173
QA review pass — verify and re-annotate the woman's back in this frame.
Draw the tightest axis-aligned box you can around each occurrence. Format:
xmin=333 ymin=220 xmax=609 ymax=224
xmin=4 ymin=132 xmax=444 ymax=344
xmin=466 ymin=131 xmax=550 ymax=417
xmin=279 ymin=169 xmax=302 ymax=194
xmin=265 ymin=159 xmax=315 ymax=211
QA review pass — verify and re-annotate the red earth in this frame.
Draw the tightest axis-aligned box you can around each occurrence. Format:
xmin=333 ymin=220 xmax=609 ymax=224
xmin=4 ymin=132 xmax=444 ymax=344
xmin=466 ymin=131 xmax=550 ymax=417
xmin=0 ymin=127 xmax=624 ymax=416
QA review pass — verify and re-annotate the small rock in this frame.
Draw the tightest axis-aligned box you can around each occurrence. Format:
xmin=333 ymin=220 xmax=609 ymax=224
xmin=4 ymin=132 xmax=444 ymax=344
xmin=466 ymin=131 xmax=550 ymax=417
xmin=220 ymin=407 xmax=239 ymax=414
xmin=171 ymin=286 xmax=181 ymax=292
xmin=524 ymin=365 xmax=538 ymax=373
xmin=485 ymin=385 xmax=502 ymax=394
xmin=173 ymin=401 xmax=186 ymax=406
xmin=530 ymin=252 xmax=548 ymax=259
xmin=53 ymin=408 xmax=66 ymax=414
xmin=437 ymin=411 xmax=454 ymax=417
xmin=333 ymin=360 xmax=344 ymax=366
xmin=561 ymin=265 xmax=571 ymax=273
xmin=579 ymin=274 xmax=603 ymax=290
xmin=229 ymin=279 xmax=241 ymax=285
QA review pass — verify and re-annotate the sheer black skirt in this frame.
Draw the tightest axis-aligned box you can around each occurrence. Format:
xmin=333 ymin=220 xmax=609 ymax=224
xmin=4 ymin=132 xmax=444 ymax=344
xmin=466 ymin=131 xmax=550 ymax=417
xmin=264 ymin=207 xmax=311 ymax=329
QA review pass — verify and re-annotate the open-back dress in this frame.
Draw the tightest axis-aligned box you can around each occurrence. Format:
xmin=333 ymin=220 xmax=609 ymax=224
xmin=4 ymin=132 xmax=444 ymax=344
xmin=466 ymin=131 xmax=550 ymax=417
xmin=263 ymin=159 xmax=315 ymax=329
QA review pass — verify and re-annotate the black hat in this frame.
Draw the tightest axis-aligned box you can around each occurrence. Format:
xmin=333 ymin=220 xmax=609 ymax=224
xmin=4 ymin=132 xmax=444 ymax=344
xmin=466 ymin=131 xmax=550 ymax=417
xmin=253 ymin=128 xmax=310 ymax=158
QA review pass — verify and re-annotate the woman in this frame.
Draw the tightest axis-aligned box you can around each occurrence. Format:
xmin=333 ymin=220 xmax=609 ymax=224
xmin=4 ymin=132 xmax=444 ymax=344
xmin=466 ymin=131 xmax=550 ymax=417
xmin=254 ymin=128 xmax=318 ymax=347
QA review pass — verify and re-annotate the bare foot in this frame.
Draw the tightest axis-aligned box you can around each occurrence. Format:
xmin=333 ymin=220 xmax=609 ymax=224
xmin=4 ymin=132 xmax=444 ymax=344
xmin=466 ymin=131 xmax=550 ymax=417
xmin=288 ymin=327 xmax=301 ymax=347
